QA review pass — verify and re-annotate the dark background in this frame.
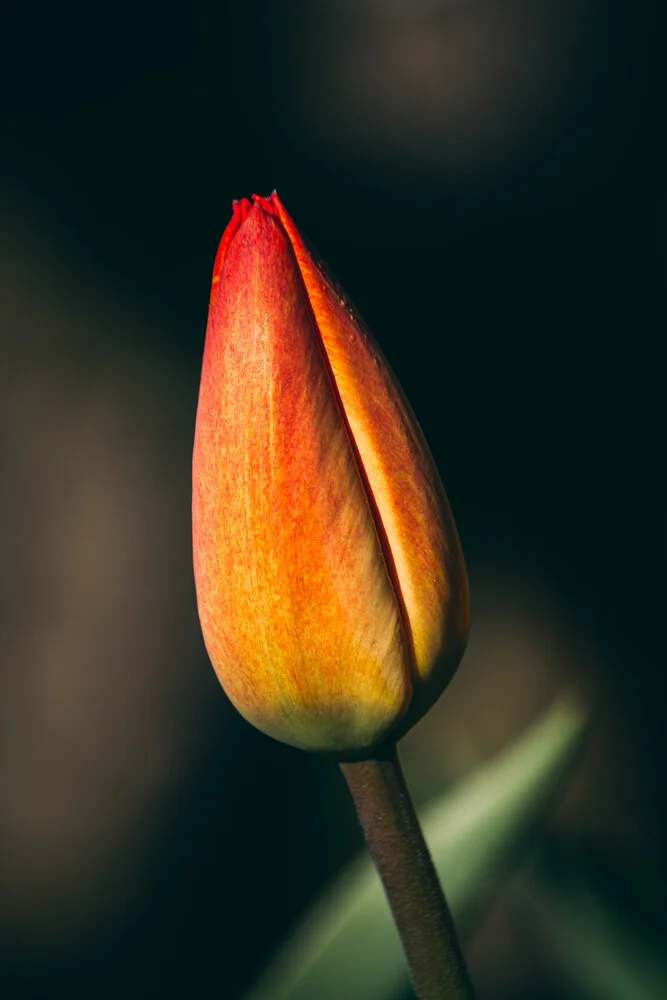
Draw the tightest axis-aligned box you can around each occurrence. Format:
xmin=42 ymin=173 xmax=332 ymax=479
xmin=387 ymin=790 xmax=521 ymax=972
xmin=1 ymin=2 xmax=664 ymax=997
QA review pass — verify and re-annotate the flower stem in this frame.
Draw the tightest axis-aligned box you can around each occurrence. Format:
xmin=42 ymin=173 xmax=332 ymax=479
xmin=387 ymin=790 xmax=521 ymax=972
xmin=340 ymin=748 xmax=475 ymax=1000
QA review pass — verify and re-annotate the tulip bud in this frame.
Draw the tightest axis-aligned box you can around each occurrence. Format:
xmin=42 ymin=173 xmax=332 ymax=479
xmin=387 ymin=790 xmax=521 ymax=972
xmin=193 ymin=193 xmax=469 ymax=758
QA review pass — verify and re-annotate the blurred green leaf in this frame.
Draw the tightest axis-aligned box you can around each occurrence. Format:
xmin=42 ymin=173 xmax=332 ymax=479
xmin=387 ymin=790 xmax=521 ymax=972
xmin=247 ymin=694 xmax=588 ymax=1000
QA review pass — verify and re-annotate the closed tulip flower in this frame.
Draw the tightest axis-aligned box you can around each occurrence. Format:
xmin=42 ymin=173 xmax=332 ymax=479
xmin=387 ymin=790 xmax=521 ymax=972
xmin=192 ymin=193 xmax=469 ymax=759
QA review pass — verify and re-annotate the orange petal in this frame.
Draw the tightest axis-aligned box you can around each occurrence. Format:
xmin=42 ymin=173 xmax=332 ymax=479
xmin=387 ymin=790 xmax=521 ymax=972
xmin=193 ymin=203 xmax=411 ymax=754
xmin=269 ymin=194 xmax=469 ymax=716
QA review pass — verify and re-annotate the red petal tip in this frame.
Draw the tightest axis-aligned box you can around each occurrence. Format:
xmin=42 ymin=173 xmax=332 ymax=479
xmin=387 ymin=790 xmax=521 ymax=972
xmin=231 ymin=197 xmax=255 ymax=224
xmin=250 ymin=192 xmax=280 ymax=217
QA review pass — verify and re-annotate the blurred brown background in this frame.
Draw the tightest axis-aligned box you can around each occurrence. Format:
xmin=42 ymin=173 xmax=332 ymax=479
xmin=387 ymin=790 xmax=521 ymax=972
xmin=1 ymin=1 xmax=664 ymax=997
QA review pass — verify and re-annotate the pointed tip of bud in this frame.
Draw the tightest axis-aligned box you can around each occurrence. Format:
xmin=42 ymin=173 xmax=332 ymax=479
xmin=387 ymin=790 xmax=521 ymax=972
xmin=231 ymin=192 xmax=282 ymax=220
xmin=209 ymin=193 xmax=285 ymax=318
xmin=249 ymin=192 xmax=278 ymax=216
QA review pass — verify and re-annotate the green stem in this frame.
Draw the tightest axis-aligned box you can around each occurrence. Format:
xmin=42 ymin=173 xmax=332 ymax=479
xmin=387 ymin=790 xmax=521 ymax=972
xmin=340 ymin=748 xmax=475 ymax=1000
